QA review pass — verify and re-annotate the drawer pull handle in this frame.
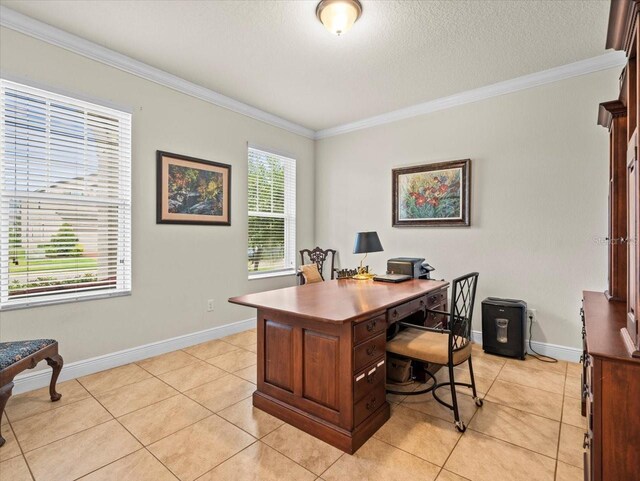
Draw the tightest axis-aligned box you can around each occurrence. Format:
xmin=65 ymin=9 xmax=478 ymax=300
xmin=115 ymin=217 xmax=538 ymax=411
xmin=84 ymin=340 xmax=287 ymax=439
xmin=366 ymin=320 xmax=377 ymax=332
xmin=366 ymin=373 xmax=376 ymax=384
xmin=583 ymin=432 xmax=590 ymax=449
xmin=366 ymin=345 xmax=378 ymax=356
xmin=392 ymin=310 xmax=398 ymax=318
xmin=366 ymin=398 xmax=377 ymax=410
xmin=420 ymin=299 xmax=426 ymax=306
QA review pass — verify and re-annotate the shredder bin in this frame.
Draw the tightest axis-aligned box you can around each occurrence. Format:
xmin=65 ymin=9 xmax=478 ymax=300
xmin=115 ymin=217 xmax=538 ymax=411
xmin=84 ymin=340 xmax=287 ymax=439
xmin=481 ymin=297 xmax=527 ymax=359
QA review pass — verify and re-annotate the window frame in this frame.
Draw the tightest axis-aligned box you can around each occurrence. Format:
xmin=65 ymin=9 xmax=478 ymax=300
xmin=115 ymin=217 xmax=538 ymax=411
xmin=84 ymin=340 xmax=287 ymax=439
xmin=0 ymin=78 xmax=132 ymax=311
xmin=247 ymin=146 xmax=296 ymax=280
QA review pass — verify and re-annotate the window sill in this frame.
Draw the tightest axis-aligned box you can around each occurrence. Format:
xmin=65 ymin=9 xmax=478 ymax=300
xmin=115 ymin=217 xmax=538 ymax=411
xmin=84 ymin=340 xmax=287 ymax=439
xmin=0 ymin=290 xmax=131 ymax=311
xmin=248 ymin=269 xmax=297 ymax=280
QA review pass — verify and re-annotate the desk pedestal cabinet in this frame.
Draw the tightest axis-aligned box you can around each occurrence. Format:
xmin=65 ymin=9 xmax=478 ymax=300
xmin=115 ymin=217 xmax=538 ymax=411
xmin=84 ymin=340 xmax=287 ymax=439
xmin=230 ymin=279 xmax=448 ymax=453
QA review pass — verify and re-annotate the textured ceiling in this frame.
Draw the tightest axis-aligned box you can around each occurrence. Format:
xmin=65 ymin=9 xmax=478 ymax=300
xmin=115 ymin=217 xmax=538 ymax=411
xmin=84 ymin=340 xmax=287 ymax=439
xmin=1 ymin=0 xmax=610 ymax=131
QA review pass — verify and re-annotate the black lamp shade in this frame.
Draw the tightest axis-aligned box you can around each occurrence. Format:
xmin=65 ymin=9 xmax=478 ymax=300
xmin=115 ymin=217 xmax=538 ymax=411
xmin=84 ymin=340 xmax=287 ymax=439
xmin=353 ymin=231 xmax=383 ymax=254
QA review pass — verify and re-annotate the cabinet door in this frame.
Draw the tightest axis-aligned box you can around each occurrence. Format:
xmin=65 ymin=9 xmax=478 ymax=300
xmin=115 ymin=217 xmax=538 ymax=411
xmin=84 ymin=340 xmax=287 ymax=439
xmin=627 ymin=132 xmax=638 ymax=346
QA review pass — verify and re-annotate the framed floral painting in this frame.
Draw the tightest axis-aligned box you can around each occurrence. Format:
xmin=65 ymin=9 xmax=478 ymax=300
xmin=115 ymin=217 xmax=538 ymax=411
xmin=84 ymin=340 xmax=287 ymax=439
xmin=156 ymin=151 xmax=231 ymax=225
xmin=392 ymin=159 xmax=471 ymax=227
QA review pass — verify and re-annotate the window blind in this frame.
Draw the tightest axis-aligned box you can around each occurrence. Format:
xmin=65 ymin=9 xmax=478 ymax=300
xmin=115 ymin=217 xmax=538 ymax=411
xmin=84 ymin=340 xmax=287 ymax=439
xmin=248 ymin=147 xmax=296 ymax=277
xmin=0 ymin=79 xmax=132 ymax=309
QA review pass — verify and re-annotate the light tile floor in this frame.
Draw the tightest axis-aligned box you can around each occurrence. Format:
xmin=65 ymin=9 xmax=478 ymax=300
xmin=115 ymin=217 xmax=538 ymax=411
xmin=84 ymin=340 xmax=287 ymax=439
xmin=0 ymin=334 xmax=585 ymax=481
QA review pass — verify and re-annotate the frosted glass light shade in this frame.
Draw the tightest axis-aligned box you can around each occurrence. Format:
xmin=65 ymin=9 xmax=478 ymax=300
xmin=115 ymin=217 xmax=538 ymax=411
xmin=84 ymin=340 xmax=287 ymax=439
xmin=316 ymin=0 xmax=362 ymax=36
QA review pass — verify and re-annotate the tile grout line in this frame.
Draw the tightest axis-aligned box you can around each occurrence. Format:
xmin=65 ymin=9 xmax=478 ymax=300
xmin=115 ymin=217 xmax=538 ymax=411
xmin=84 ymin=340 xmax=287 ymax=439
xmin=2 ymin=422 xmax=36 ymax=481
xmin=482 ymin=377 xmax=565 ymax=422
xmin=126 ymin=351 xmax=266 ymax=479
xmin=554 ymin=367 xmax=569 ymax=481
xmin=433 ymin=354 xmax=506 ymax=478
xmin=79 ymin=361 xmax=209 ymax=481
xmin=108 ymin=334 xmax=259 ymax=479
xmin=316 ymin=450 xmax=345 ymax=479
xmin=6 ymin=381 xmax=93 ymax=425
xmin=8 ymin=336 xmax=258 ymax=480
xmin=259 ymin=422 xmax=344 ymax=478
xmin=191 ymin=439 xmax=261 ymax=481
xmin=372 ymin=436 xmax=444 ymax=475
xmin=469 ymin=357 xmax=567 ymax=463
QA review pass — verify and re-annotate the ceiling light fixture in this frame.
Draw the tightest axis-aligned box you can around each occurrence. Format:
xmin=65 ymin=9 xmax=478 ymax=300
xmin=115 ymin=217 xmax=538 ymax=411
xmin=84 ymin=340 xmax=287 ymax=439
xmin=316 ymin=0 xmax=362 ymax=36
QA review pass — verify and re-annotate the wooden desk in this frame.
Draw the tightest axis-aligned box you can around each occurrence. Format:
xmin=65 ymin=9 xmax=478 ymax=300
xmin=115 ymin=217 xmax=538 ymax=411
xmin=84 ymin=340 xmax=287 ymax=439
xmin=228 ymin=278 xmax=449 ymax=453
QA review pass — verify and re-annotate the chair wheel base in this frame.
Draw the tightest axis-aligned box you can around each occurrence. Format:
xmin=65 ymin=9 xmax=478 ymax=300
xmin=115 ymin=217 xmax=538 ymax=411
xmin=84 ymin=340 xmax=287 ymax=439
xmin=455 ymin=421 xmax=467 ymax=433
xmin=474 ymin=397 xmax=483 ymax=407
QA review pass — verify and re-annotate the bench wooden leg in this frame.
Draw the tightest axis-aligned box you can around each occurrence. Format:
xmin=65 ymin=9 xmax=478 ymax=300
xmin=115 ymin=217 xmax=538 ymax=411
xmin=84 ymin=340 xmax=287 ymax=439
xmin=46 ymin=355 xmax=63 ymax=402
xmin=0 ymin=382 xmax=14 ymax=447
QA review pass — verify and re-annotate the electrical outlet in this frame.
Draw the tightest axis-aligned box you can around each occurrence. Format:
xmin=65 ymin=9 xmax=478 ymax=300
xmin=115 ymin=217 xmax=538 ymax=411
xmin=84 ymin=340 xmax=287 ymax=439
xmin=528 ymin=308 xmax=537 ymax=323
xmin=207 ymin=299 xmax=214 ymax=312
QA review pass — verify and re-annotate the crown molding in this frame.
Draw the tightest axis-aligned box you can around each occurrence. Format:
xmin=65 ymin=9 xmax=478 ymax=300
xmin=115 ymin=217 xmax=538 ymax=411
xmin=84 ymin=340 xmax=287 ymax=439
xmin=0 ymin=6 xmax=626 ymax=142
xmin=0 ymin=6 xmax=316 ymax=139
xmin=314 ymin=51 xmax=627 ymax=140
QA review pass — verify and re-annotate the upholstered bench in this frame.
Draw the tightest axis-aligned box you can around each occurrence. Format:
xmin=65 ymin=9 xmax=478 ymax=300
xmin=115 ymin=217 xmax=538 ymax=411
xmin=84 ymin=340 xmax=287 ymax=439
xmin=0 ymin=340 xmax=63 ymax=447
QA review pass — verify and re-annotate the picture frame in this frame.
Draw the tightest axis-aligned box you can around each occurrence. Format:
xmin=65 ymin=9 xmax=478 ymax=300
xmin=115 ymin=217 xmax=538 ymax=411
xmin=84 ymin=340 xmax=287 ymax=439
xmin=392 ymin=159 xmax=471 ymax=227
xmin=156 ymin=151 xmax=231 ymax=225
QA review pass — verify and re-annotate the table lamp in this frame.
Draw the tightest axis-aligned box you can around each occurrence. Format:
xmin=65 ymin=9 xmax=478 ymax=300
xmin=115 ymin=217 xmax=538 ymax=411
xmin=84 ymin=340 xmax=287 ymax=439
xmin=353 ymin=231 xmax=383 ymax=280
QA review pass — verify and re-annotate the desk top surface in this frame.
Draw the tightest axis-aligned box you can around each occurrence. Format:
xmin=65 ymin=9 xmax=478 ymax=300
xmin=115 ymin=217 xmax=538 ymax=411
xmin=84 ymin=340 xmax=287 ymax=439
xmin=229 ymin=279 xmax=449 ymax=323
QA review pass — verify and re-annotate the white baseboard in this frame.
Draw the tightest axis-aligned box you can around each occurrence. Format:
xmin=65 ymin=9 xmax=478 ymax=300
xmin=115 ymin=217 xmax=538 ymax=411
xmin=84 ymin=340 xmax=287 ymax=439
xmin=12 ymin=317 xmax=256 ymax=395
xmin=471 ymin=330 xmax=581 ymax=362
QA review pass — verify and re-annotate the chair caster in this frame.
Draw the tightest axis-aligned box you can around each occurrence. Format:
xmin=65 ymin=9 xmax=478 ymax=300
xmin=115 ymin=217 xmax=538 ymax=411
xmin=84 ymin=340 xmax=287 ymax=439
xmin=455 ymin=421 xmax=467 ymax=433
xmin=474 ymin=397 xmax=483 ymax=407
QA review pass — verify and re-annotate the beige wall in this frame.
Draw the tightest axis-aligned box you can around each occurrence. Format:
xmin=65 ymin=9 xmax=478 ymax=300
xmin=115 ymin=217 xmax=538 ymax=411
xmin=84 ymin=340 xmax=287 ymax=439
xmin=314 ymin=69 xmax=619 ymax=349
xmin=0 ymin=25 xmax=620 ymax=363
xmin=0 ymin=27 xmax=315 ymax=363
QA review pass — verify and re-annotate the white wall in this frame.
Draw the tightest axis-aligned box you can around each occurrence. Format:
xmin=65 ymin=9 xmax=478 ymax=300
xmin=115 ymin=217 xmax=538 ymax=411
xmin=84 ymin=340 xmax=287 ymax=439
xmin=0 ymin=24 xmax=620 ymax=364
xmin=0 ymin=27 xmax=315 ymax=363
xmin=314 ymin=69 xmax=619 ymax=349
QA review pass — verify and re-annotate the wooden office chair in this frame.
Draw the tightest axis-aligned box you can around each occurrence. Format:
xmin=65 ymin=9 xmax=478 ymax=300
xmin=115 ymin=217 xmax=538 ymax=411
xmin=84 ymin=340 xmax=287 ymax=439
xmin=298 ymin=247 xmax=336 ymax=285
xmin=386 ymin=272 xmax=482 ymax=432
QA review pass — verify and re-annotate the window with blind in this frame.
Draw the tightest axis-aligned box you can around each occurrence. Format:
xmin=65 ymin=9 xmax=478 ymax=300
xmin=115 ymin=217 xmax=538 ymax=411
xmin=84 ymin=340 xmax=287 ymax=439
xmin=248 ymin=147 xmax=296 ymax=278
xmin=0 ymin=79 xmax=131 ymax=309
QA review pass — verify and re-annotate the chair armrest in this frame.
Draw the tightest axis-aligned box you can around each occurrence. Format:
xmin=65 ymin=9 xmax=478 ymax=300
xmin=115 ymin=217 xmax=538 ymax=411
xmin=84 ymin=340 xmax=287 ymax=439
xmin=398 ymin=322 xmax=451 ymax=335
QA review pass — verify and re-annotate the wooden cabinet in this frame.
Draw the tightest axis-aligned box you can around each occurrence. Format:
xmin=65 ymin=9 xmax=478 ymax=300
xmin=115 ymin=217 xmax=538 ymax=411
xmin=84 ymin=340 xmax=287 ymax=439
xmin=599 ymin=0 xmax=640 ymax=356
xmin=581 ymin=292 xmax=640 ymax=481
xmin=590 ymin=4 xmax=640 ymax=479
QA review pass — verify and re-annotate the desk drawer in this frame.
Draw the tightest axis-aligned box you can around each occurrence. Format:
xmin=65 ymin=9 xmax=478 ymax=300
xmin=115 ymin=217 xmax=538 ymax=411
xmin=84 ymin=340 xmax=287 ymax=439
xmin=354 ymin=381 xmax=385 ymax=426
xmin=354 ymin=315 xmax=387 ymax=345
xmin=353 ymin=333 xmax=385 ymax=373
xmin=426 ymin=289 xmax=446 ymax=308
xmin=354 ymin=359 xmax=385 ymax=402
xmin=388 ymin=296 xmax=427 ymax=323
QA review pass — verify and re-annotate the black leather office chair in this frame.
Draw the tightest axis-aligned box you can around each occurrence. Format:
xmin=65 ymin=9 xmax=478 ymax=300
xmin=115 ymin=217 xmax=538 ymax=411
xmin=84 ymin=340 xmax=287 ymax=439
xmin=386 ymin=272 xmax=482 ymax=432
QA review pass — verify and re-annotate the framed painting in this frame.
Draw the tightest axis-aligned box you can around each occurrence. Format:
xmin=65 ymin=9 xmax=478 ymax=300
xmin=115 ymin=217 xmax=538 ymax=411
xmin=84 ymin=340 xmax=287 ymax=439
xmin=156 ymin=151 xmax=231 ymax=225
xmin=392 ymin=159 xmax=471 ymax=227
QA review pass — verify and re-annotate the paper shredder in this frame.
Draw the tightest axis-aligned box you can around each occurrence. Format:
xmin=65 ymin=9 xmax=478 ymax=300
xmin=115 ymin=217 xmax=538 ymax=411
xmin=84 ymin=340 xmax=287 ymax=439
xmin=481 ymin=297 xmax=527 ymax=360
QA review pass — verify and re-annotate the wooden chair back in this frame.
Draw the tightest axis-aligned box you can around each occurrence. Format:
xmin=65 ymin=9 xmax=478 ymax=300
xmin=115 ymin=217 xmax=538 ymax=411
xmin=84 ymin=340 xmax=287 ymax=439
xmin=299 ymin=247 xmax=336 ymax=283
